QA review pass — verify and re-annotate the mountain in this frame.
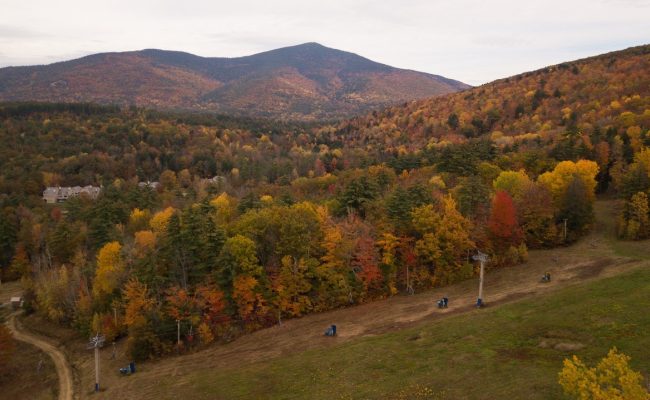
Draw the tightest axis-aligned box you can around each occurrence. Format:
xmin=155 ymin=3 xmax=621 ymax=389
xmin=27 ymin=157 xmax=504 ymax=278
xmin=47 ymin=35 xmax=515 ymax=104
xmin=329 ymin=44 xmax=649 ymax=154
xmin=0 ymin=43 xmax=469 ymax=120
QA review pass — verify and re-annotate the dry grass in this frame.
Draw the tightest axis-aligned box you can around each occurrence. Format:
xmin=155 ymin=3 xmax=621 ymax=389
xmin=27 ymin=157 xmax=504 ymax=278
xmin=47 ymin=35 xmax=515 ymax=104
xmin=0 ymin=340 xmax=58 ymax=400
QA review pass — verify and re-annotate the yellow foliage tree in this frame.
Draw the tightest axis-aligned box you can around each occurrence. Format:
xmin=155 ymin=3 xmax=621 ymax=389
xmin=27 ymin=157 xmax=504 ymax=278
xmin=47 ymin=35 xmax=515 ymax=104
xmin=377 ymin=232 xmax=400 ymax=295
xmin=210 ymin=192 xmax=236 ymax=225
xmin=559 ymin=348 xmax=649 ymax=400
xmin=633 ymin=147 xmax=650 ymax=178
xmin=128 ymin=208 xmax=151 ymax=232
xmin=622 ymin=192 xmax=650 ymax=240
xmin=538 ymin=160 xmax=599 ymax=203
xmin=321 ymin=224 xmax=346 ymax=271
xmin=493 ymin=170 xmax=532 ymax=200
xmin=93 ymin=242 xmax=125 ymax=301
xmin=378 ymin=232 xmax=399 ymax=266
xmin=149 ymin=207 xmax=175 ymax=235
xmin=276 ymin=256 xmax=312 ymax=318
xmin=197 ymin=322 xmax=214 ymax=345
xmin=133 ymin=230 xmax=156 ymax=256
xmin=123 ymin=278 xmax=155 ymax=328
xmin=412 ymin=196 xmax=474 ymax=286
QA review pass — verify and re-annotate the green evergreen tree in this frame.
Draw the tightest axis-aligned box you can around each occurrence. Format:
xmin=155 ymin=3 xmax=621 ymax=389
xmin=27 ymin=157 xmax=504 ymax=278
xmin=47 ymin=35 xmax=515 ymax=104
xmin=558 ymin=176 xmax=594 ymax=240
xmin=338 ymin=176 xmax=378 ymax=217
xmin=0 ymin=207 xmax=18 ymax=269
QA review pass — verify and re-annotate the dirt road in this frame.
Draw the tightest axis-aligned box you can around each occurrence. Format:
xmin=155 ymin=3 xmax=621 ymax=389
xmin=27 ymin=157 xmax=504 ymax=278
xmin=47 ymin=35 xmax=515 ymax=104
xmin=7 ymin=315 xmax=73 ymax=400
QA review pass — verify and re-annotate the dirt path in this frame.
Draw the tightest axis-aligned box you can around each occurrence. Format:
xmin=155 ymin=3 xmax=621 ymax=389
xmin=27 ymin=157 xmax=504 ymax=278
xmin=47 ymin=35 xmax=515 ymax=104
xmin=7 ymin=315 xmax=74 ymax=400
xmin=103 ymin=255 xmax=644 ymax=399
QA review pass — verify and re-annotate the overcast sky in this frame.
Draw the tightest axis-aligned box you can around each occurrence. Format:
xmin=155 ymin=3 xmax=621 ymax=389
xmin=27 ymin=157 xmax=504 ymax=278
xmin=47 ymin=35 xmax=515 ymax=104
xmin=0 ymin=0 xmax=648 ymax=85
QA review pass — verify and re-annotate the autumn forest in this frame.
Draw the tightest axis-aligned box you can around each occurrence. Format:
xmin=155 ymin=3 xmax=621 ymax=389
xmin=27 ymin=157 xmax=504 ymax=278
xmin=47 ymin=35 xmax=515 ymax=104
xmin=0 ymin=44 xmax=649 ymax=363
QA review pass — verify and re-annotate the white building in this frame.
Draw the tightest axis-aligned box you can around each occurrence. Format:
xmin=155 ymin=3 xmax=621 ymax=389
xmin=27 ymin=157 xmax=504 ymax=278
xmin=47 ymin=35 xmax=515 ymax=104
xmin=201 ymin=176 xmax=227 ymax=186
xmin=43 ymin=186 xmax=101 ymax=203
xmin=138 ymin=181 xmax=161 ymax=190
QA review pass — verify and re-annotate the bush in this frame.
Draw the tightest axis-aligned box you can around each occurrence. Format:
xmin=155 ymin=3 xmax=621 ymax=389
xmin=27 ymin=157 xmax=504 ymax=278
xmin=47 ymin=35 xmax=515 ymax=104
xmin=126 ymin=320 xmax=160 ymax=361
xmin=559 ymin=348 xmax=648 ymax=400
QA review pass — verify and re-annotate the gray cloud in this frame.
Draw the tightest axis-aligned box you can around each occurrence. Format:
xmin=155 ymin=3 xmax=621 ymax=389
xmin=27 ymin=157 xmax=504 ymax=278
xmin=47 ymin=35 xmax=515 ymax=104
xmin=0 ymin=25 xmax=45 ymax=39
xmin=0 ymin=0 xmax=648 ymax=84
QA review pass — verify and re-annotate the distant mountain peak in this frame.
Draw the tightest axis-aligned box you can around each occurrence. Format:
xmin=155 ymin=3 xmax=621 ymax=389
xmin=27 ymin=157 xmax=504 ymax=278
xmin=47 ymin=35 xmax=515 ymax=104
xmin=294 ymin=42 xmax=327 ymax=48
xmin=0 ymin=44 xmax=470 ymax=120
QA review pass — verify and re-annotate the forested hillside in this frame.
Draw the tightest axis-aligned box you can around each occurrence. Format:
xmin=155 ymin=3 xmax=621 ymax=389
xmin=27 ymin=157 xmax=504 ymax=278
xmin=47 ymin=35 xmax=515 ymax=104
xmin=0 ymin=44 xmax=648 ymax=361
xmin=327 ymin=45 xmax=649 ymax=162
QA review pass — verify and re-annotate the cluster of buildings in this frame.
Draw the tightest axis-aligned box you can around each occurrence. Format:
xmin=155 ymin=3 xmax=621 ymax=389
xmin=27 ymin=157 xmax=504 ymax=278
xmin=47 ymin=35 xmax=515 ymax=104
xmin=42 ymin=176 xmax=226 ymax=203
xmin=42 ymin=186 xmax=101 ymax=203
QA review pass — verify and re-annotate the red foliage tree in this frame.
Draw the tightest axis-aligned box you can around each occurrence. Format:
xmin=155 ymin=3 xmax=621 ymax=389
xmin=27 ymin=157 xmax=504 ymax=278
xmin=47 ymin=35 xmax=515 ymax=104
xmin=352 ymin=235 xmax=382 ymax=296
xmin=488 ymin=190 xmax=523 ymax=249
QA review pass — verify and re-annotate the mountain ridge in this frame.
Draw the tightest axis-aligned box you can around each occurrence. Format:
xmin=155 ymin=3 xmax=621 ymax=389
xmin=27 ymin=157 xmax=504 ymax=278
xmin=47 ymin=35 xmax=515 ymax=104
xmin=0 ymin=43 xmax=470 ymax=120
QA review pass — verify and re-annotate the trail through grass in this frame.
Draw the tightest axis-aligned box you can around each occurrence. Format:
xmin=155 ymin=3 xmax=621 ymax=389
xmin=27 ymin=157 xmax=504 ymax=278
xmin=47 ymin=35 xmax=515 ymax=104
xmin=184 ymin=266 xmax=650 ymax=400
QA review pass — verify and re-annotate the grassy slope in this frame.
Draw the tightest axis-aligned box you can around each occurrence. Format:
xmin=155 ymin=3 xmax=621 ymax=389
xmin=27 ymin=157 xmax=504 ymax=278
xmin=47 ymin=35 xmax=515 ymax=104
xmin=138 ymin=200 xmax=649 ymax=400
xmin=177 ymin=266 xmax=649 ymax=400
xmin=12 ymin=200 xmax=650 ymax=399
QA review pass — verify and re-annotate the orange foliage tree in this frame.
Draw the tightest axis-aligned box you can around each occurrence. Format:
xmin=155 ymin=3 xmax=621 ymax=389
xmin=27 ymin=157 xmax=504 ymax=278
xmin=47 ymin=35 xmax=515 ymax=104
xmin=488 ymin=190 xmax=523 ymax=250
xmin=232 ymin=275 xmax=269 ymax=326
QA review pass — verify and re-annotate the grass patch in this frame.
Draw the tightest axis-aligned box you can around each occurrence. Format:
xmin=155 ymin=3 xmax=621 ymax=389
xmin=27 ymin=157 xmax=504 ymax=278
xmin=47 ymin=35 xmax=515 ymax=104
xmin=593 ymin=199 xmax=650 ymax=260
xmin=608 ymin=238 xmax=650 ymax=261
xmin=179 ymin=265 xmax=650 ymax=400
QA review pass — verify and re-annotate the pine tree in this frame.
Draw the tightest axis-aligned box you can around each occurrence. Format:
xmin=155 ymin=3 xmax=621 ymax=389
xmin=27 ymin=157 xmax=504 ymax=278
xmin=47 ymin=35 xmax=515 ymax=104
xmin=338 ymin=176 xmax=378 ymax=218
xmin=455 ymin=175 xmax=491 ymax=219
xmin=0 ymin=207 xmax=18 ymax=270
xmin=49 ymin=221 xmax=77 ymax=264
xmin=559 ymin=176 xmax=594 ymax=240
xmin=518 ymin=183 xmax=557 ymax=248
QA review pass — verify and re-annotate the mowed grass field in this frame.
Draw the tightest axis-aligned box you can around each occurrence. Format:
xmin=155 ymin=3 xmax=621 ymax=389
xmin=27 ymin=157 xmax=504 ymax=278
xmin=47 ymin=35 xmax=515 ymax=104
xmin=156 ymin=265 xmax=648 ymax=400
